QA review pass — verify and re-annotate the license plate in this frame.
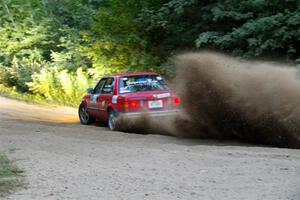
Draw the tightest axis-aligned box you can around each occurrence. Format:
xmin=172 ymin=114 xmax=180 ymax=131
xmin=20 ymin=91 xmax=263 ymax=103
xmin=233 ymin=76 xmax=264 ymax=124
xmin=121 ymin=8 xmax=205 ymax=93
xmin=148 ymin=100 xmax=163 ymax=109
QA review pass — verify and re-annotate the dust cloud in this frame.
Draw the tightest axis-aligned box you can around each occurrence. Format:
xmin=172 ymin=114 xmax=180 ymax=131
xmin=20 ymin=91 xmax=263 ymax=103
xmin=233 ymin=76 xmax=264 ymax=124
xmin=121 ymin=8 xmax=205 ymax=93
xmin=117 ymin=52 xmax=300 ymax=148
xmin=170 ymin=52 xmax=300 ymax=148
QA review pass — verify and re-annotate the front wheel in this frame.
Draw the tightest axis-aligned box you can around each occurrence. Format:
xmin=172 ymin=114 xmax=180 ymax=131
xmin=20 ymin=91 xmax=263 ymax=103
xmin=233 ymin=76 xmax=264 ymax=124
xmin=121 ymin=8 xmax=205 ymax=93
xmin=79 ymin=103 xmax=94 ymax=125
xmin=108 ymin=110 xmax=119 ymax=131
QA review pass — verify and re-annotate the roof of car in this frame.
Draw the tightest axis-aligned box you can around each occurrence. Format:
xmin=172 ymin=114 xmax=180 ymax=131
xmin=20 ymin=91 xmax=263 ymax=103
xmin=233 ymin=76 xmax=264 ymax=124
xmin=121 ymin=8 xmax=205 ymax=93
xmin=107 ymin=72 xmax=159 ymax=77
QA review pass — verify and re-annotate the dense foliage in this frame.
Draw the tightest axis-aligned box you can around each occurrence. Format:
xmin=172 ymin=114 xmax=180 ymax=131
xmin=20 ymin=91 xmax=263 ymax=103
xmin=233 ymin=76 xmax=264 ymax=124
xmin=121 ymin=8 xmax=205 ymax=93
xmin=0 ymin=0 xmax=299 ymax=105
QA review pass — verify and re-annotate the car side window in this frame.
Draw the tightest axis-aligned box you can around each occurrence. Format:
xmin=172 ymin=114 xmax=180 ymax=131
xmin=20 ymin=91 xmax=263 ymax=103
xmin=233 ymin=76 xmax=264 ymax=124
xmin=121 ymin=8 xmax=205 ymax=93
xmin=94 ymin=79 xmax=106 ymax=94
xmin=101 ymin=78 xmax=114 ymax=94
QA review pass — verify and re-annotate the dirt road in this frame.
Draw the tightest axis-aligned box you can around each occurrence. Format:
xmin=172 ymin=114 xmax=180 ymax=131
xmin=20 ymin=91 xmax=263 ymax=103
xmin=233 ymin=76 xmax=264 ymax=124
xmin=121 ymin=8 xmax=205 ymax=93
xmin=0 ymin=96 xmax=299 ymax=200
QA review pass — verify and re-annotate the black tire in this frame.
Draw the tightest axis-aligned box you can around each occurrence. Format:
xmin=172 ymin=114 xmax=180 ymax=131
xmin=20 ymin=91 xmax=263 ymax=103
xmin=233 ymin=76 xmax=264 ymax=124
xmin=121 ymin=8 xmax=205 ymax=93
xmin=108 ymin=109 xmax=119 ymax=131
xmin=79 ymin=103 xmax=94 ymax=125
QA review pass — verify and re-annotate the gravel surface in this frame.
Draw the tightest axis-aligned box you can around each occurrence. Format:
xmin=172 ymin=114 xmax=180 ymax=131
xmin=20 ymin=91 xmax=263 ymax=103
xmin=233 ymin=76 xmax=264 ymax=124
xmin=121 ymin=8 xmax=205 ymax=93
xmin=0 ymin=96 xmax=299 ymax=200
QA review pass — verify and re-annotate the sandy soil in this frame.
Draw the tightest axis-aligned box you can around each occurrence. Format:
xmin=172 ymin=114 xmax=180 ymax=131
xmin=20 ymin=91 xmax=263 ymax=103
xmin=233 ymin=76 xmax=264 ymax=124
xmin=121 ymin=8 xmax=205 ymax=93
xmin=0 ymin=96 xmax=299 ymax=200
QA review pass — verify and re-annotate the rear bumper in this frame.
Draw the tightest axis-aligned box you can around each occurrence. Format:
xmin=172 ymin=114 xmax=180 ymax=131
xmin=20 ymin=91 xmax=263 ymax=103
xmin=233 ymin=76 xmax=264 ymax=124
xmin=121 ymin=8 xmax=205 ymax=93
xmin=119 ymin=109 xmax=181 ymax=119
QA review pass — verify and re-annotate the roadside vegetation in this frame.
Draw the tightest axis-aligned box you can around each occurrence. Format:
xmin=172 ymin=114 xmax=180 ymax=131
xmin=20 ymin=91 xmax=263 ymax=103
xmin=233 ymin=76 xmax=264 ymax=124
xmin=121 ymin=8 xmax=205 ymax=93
xmin=0 ymin=154 xmax=23 ymax=197
xmin=0 ymin=84 xmax=72 ymax=106
xmin=0 ymin=0 xmax=299 ymax=106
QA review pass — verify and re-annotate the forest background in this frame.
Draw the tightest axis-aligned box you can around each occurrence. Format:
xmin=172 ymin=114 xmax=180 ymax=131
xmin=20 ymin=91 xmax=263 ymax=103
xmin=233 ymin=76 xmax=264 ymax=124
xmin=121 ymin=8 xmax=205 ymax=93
xmin=0 ymin=0 xmax=299 ymax=106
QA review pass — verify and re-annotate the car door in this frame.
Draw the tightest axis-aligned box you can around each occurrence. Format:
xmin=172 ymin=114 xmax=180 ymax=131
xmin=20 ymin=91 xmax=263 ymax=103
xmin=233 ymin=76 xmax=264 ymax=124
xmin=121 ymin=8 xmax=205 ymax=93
xmin=97 ymin=77 xmax=115 ymax=121
xmin=87 ymin=78 xmax=106 ymax=118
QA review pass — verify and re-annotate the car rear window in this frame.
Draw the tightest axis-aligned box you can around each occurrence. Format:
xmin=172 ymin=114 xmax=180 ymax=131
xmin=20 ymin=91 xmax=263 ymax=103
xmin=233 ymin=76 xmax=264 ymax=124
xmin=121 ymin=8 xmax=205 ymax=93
xmin=119 ymin=75 xmax=168 ymax=94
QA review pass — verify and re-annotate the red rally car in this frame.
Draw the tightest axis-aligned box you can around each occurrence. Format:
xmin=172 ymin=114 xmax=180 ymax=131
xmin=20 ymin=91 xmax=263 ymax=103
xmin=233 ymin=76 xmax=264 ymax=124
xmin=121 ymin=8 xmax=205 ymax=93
xmin=78 ymin=72 xmax=181 ymax=130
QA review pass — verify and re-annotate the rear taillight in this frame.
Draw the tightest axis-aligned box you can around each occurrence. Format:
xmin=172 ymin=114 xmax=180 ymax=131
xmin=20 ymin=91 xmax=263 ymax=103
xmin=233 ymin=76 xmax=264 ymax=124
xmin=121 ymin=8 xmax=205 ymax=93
xmin=173 ymin=97 xmax=181 ymax=106
xmin=123 ymin=100 xmax=138 ymax=110
xmin=123 ymin=102 xmax=129 ymax=110
xmin=130 ymin=100 xmax=138 ymax=109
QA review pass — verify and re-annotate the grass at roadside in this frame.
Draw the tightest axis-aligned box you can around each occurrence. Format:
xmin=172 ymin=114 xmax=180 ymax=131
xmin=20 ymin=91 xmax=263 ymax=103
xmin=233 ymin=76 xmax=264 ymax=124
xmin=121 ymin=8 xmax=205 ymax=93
xmin=0 ymin=84 xmax=76 ymax=107
xmin=0 ymin=84 xmax=50 ymax=105
xmin=0 ymin=154 xmax=24 ymax=197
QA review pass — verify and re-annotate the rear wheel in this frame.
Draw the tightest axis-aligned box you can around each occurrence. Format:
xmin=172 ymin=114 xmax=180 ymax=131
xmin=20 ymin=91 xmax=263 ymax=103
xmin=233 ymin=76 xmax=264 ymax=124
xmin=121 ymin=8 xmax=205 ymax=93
xmin=108 ymin=109 xmax=119 ymax=131
xmin=79 ymin=103 xmax=94 ymax=124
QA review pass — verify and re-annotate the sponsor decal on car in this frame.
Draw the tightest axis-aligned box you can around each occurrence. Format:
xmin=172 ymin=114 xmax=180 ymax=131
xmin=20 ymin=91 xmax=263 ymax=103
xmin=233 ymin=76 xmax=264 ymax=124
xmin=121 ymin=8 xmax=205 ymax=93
xmin=112 ymin=95 xmax=118 ymax=104
xmin=153 ymin=93 xmax=170 ymax=99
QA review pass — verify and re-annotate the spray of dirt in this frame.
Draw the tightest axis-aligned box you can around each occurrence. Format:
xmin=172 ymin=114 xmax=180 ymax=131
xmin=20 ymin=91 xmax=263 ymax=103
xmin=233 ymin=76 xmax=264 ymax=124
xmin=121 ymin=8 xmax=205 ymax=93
xmin=117 ymin=52 xmax=300 ymax=148
xmin=170 ymin=52 xmax=300 ymax=148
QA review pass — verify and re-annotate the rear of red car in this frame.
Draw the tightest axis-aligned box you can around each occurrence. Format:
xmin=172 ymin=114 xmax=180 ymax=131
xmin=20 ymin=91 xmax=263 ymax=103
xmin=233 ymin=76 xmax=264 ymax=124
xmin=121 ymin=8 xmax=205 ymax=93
xmin=113 ymin=73 xmax=181 ymax=119
xmin=79 ymin=72 xmax=181 ymax=130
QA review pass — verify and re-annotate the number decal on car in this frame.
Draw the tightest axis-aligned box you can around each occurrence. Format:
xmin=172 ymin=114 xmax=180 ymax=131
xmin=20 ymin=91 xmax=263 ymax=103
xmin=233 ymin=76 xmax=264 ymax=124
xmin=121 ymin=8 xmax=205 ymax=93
xmin=90 ymin=95 xmax=99 ymax=104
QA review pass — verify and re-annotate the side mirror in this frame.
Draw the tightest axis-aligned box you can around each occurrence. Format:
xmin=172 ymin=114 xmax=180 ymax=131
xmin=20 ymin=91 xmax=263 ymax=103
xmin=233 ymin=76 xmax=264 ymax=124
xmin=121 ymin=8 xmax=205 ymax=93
xmin=87 ymin=88 xmax=94 ymax=94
